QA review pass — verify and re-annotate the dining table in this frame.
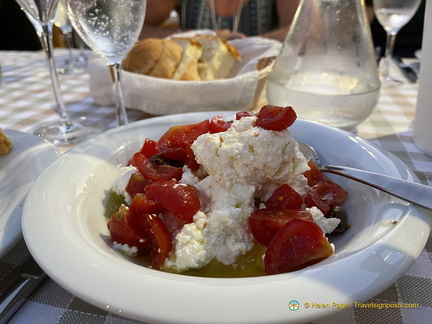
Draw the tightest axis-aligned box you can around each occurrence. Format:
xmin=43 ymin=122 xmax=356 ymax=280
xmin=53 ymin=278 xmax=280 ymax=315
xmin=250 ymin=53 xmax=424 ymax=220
xmin=0 ymin=48 xmax=431 ymax=324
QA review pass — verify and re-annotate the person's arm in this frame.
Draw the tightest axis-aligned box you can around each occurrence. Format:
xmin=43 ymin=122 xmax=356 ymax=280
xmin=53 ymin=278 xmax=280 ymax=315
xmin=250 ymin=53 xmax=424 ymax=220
xmin=139 ymin=0 xmax=179 ymax=38
xmin=144 ymin=0 xmax=179 ymax=26
xmin=259 ymin=0 xmax=300 ymax=42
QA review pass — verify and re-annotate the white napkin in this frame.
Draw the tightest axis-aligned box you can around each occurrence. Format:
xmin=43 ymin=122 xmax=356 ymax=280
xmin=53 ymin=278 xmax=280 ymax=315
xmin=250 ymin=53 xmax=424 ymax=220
xmin=88 ymin=34 xmax=282 ymax=115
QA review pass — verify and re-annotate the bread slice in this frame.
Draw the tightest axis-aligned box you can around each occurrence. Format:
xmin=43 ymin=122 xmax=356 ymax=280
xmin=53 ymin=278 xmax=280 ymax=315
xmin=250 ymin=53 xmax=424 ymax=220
xmin=0 ymin=128 xmax=12 ymax=155
xmin=122 ymin=36 xmax=242 ymax=81
xmin=123 ymin=39 xmax=165 ymax=75
xmin=193 ymin=35 xmax=242 ymax=81
xmin=123 ymin=39 xmax=183 ymax=79
xmin=148 ymin=39 xmax=183 ymax=79
xmin=171 ymin=37 xmax=202 ymax=81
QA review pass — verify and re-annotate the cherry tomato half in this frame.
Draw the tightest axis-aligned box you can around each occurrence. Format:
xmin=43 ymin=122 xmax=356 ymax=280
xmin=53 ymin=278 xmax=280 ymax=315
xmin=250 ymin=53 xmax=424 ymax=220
xmin=107 ymin=205 xmax=151 ymax=250
xmin=139 ymin=138 xmax=159 ymax=158
xmin=249 ymin=209 xmax=312 ymax=246
xmin=256 ymin=105 xmax=297 ymax=131
xmin=306 ymin=180 xmax=348 ymax=215
xmin=145 ymin=180 xmax=200 ymax=223
xmin=157 ymin=120 xmax=210 ymax=158
xmin=127 ymin=213 xmax=172 ymax=268
xmin=264 ymin=184 xmax=303 ymax=210
xmin=162 ymin=210 xmax=187 ymax=237
xmin=126 ymin=173 xmax=153 ymax=198
xmin=209 ymin=116 xmax=232 ymax=133
xmin=131 ymin=152 xmax=183 ymax=181
xmin=129 ymin=192 xmax=163 ymax=217
xmin=303 ymin=160 xmax=326 ymax=186
xmin=264 ymin=218 xmax=334 ymax=274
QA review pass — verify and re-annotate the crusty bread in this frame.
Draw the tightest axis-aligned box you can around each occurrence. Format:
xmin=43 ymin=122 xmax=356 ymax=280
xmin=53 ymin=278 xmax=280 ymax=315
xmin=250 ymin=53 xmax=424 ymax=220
xmin=0 ymin=128 xmax=12 ymax=155
xmin=171 ymin=37 xmax=202 ymax=81
xmin=123 ymin=36 xmax=241 ymax=81
xmin=123 ymin=39 xmax=165 ymax=75
xmin=123 ymin=39 xmax=183 ymax=79
xmin=194 ymin=35 xmax=242 ymax=81
xmin=147 ymin=40 xmax=183 ymax=79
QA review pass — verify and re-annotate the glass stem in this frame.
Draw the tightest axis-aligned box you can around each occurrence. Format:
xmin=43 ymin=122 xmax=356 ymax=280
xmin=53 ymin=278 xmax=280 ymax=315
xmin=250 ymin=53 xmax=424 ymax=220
xmin=64 ymin=30 xmax=75 ymax=66
xmin=78 ymin=38 xmax=87 ymax=63
xmin=108 ymin=63 xmax=128 ymax=127
xmin=379 ymin=32 xmax=397 ymax=78
xmin=39 ymin=23 xmax=68 ymax=121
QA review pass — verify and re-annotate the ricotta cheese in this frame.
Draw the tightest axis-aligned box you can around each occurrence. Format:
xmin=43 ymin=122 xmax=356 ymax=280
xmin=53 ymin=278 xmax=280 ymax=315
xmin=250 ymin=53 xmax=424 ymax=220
xmin=112 ymin=165 xmax=138 ymax=205
xmin=163 ymin=116 xmax=311 ymax=272
xmin=306 ymin=206 xmax=340 ymax=234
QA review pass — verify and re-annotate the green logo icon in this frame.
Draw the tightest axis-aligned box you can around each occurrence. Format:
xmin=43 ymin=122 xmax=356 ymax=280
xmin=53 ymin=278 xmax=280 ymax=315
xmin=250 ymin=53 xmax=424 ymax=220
xmin=289 ymin=300 xmax=300 ymax=311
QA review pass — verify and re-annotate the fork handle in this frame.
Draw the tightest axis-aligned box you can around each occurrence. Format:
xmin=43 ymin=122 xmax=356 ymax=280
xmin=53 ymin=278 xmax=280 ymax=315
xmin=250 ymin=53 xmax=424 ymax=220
xmin=321 ymin=165 xmax=432 ymax=212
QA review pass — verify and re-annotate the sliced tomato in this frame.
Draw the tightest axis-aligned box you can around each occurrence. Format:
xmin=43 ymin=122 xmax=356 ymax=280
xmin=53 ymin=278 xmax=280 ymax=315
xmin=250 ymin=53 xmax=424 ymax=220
xmin=156 ymin=132 xmax=187 ymax=161
xmin=129 ymin=192 xmax=163 ymax=217
xmin=157 ymin=120 xmax=210 ymax=156
xmin=303 ymin=160 xmax=326 ymax=186
xmin=264 ymin=218 xmax=334 ymax=274
xmin=184 ymin=145 xmax=200 ymax=170
xmin=306 ymin=180 xmax=348 ymax=215
xmin=236 ymin=111 xmax=255 ymax=120
xmin=107 ymin=205 xmax=151 ymax=249
xmin=249 ymin=209 xmax=312 ymax=246
xmin=156 ymin=120 xmax=209 ymax=168
xmin=209 ymin=116 xmax=232 ymax=133
xmin=162 ymin=210 xmax=186 ymax=237
xmin=127 ymin=213 xmax=172 ymax=268
xmin=145 ymin=180 xmax=200 ymax=223
xmin=139 ymin=138 xmax=159 ymax=158
xmin=126 ymin=173 xmax=153 ymax=198
xmin=256 ymin=105 xmax=297 ymax=131
xmin=146 ymin=215 xmax=172 ymax=268
xmin=264 ymin=184 xmax=303 ymax=210
xmin=131 ymin=152 xmax=183 ymax=181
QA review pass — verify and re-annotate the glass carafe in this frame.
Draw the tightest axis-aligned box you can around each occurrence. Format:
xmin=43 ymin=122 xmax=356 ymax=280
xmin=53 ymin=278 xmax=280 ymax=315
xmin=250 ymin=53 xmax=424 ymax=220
xmin=267 ymin=0 xmax=380 ymax=130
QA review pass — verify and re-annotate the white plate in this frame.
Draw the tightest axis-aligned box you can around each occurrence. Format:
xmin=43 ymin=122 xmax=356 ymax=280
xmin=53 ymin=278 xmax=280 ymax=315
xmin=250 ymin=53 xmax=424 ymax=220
xmin=0 ymin=130 xmax=59 ymax=257
xmin=22 ymin=113 xmax=431 ymax=324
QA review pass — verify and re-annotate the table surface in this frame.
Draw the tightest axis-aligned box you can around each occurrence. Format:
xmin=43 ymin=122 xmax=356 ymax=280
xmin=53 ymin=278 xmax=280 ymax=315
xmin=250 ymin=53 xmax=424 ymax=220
xmin=0 ymin=49 xmax=431 ymax=324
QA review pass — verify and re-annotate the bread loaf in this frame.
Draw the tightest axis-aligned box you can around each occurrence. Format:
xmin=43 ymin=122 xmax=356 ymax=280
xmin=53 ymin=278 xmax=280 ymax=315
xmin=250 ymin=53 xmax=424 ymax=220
xmin=0 ymin=129 xmax=12 ymax=155
xmin=123 ymin=36 xmax=241 ymax=81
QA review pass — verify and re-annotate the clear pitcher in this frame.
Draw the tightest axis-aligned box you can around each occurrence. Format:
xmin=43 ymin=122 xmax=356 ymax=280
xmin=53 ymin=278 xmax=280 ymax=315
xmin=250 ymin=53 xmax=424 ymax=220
xmin=266 ymin=0 xmax=380 ymax=130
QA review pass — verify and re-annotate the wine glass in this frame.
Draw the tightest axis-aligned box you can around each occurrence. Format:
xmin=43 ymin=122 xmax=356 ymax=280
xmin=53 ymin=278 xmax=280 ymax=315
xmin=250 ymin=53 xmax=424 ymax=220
xmin=52 ymin=0 xmax=84 ymax=74
xmin=66 ymin=0 xmax=147 ymax=126
xmin=372 ymin=0 xmax=422 ymax=87
xmin=15 ymin=0 xmax=105 ymax=145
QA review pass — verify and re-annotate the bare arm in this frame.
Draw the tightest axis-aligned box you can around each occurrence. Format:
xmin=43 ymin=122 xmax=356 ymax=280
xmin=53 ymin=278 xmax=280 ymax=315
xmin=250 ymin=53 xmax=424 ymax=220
xmin=144 ymin=0 xmax=179 ymax=26
xmin=259 ymin=0 xmax=300 ymax=42
xmin=139 ymin=0 xmax=179 ymax=38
